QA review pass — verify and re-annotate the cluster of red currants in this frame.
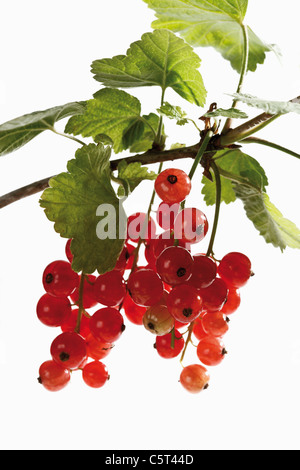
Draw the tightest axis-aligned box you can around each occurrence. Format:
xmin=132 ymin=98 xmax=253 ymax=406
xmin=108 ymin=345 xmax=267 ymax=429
xmin=36 ymin=167 xmax=252 ymax=394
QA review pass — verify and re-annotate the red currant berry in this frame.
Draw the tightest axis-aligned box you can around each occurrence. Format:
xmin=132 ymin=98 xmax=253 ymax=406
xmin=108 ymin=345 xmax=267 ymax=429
xmin=114 ymin=245 xmax=128 ymax=272
xmin=50 ymin=332 xmax=87 ymax=370
xmin=124 ymin=242 xmax=137 ymax=270
xmin=36 ymin=294 xmax=72 ymax=327
xmin=122 ymin=294 xmax=147 ymax=326
xmin=90 ymin=307 xmax=125 ymax=343
xmin=218 ymin=252 xmax=252 ymax=288
xmin=70 ymin=275 xmax=98 ymax=309
xmin=85 ymin=333 xmax=114 ymax=360
xmin=155 ymin=168 xmax=191 ymax=204
xmin=192 ymin=318 xmax=208 ymax=341
xmin=144 ymin=243 xmax=157 ymax=270
xmin=198 ymin=278 xmax=228 ymax=312
xmin=60 ymin=309 xmax=90 ymax=338
xmin=127 ymin=269 xmax=163 ymax=307
xmin=156 ymin=246 xmax=194 ymax=286
xmin=180 ymin=364 xmax=210 ymax=393
xmin=197 ymin=336 xmax=227 ymax=366
xmin=38 ymin=360 xmax=71 ymax=392
xmin=65 ymin=239 xmax=73 ymax=263
xmin=201 ymin=312 xmax=229 ymax=337
xmin=156 ymin=202 xmax=180 ymax=230
xmin=43 ymin=260 xmax=79 ymax=298
xmin=167 ymin=284 xmax=203 ymax=323
xmin=221 ymin=288 xmax=241 ymax=315
xmin=174 ymin=208 xmax=209 ymax=244
xmin=143 ymin=302 xmax=175 ymax=336
xmin=155 ymin=329 xmax=184 ymax=358
xmin=127 ymin=212 xmax=156 ymax=242
xmin=188 ymin=254 xmax=217 ymax=289
xmin=93 ymin=270 xmax=126 ymax=307
xmin=82 ymin=361 xmax=109 ymax=388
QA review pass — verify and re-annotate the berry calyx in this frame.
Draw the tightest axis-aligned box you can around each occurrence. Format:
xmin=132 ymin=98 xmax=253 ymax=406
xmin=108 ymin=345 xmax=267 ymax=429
xmin=43 ymin=260 xmax=79 ymax=298
xmin=89 ymin=307 xmax=125 ymax=343
xmin=154 ymin=168 xmax=191 ymax=204
xmin=82 ymin=361 xmax=109 ymax=388
xmin=180 ymin=364 xmax=210 ymax=393
xmin=218 ymin=252 xmax=252 ymax=288
xmin=38 ymin=360 xmax=71 ymax=392
xmin=50 ymin=332 xmax=87 ymax=370
xmin=196 ymin=336 xmax=227 ymax=366
xmin=156 ymin=246 xmax=194 ymax=286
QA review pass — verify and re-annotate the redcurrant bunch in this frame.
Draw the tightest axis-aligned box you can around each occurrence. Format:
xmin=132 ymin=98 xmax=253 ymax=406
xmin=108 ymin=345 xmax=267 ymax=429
xmin=36 ymin=167 xmax=252 ymax=395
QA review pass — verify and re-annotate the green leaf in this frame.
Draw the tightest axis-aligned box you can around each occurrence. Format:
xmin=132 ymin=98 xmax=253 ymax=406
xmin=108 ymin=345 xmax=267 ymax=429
xmin=234 ymin=185 xmax=300 ymax=251
xmin=204 ymin=108 xmax=248 ymax=119
xmin=230 ymin=93 xmax=300 ymax=115
xmin=201 ymin=149 xmax=268 ymax=205
xmin=157 ymin=102 xmax=189 ymax=125
xmin=144 ymin=0 xmax=272 ymax=72
xmin=117 ymin=160 xmax=157 ymax=197
xmin=65 ymin=89 xmax=158 ymax=153
xmin=40 ymin=143 xmax=126 ymax=274
xmin=91 ymin=30 xmax=207 ymax=106
xmin=0 ymin=101 xmax=86 ymax=157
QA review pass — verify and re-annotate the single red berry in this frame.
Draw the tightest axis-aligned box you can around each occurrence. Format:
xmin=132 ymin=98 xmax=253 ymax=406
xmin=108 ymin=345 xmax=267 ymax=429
xmin=198 ymin=277 xmax=228 ymax=312
xmin=166 ymin=284 xmax=203 ymax=323
xmin=113 ymin=245 xmax=128 ymax=272
xmin=188 ymin=254 xmax=217 ymax=289
xmin=127 ymin=212 xmax=156 ymax=242
xmin=156 ymin=246 xmax=194 ymax=286
xmin=156 ymin=202 xmax=180 ymax=230
xmin=127 ymin=269 xmax=163 ymax=307
xmin=50 ymin=332 xmax=87 ymax=370
xmin=155 ymin=329 xmax=184 ymax=359
xmin=174 ymin=208 xmax=209 ymax=244
xmin=85 ymin=333 xmax=114 ymax=360
xmin=221 ymin=287 xmax=241 ymax=315
xmin=197 ymin=336 xmax=227 ymax=366
xmin=201 ymin=312 xmax=229 ymax=337
xmin=60 ymin=308 xmax=90 ymax=338
xmin=93 ymin=271 xmax=126 ymax=307
xmin=122 ymin=293 xmax=147 ymax=326
xmin=144 ymin=243 xmax=157 ymax=270
xmin=154 ymin=168 xmax=191 ymax=204
xmin=70 ymin=275 xmax=98 ymax=309
xmin=82 ymin=361 xmax=109 ymax=388
xmin=192 ymin=318 xmax=208 ymax=341
xmin=65 ymin=239 xmax=73 ymax=263
xmin=36 ymin=293 xmax=72 ymax=327
xmin=43 ymin=260 xmax=79 ymax=298
xmin=180 ymin=364 xmax=210 ymax=393
xmin=218 ymin=252 xmax=252 ymax=288
xmin=90 ymin=307 xmax=125 ymax=343
xmin=38 ymin=360 xmax=71 ymax=392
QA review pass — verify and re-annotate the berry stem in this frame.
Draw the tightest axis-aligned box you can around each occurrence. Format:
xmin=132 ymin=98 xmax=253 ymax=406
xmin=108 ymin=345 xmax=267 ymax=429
xmin=206 ymin=160 xmax=222 ymax=258
xmin=131 ymin=162 xmax=164 ymax=272
xmin=222 ymin=23 xmax=249 ymax=134
xmin=75 ymin=273 xmax=86 ymax=334
xmin=188 ymin=130 xmax=214 ymax=182
xmin=180 ymin=321 xmax=194 ymax=366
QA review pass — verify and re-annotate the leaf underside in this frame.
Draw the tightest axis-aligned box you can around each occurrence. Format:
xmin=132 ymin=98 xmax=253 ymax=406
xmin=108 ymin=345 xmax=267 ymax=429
xmin=0 ymin=101 xmax=86 ymax=157
xmin=230 ymin=93 xmax=300 ymax=115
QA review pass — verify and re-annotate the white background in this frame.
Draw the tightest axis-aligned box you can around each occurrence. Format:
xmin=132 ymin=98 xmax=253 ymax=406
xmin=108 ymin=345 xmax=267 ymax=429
xmin=0 ymin=0 xmax=300 ymax=451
